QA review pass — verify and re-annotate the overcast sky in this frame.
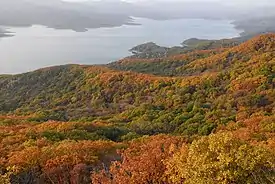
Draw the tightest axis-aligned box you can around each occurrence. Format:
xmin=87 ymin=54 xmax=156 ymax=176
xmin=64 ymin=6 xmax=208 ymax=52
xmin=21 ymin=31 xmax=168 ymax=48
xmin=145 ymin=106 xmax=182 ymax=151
xmin=62 ymin=0 xmax=275 ymax=7
xmin=63 ymin=0 xmax=273 ymax=3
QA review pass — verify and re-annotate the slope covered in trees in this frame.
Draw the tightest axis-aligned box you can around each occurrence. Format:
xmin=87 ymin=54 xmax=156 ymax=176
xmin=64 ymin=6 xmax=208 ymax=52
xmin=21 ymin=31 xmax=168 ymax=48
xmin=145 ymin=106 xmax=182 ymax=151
xmin=121 ymin=35 xmax=252 ymax=61
xmin=0 ymin=34 xmax=274 ymax=183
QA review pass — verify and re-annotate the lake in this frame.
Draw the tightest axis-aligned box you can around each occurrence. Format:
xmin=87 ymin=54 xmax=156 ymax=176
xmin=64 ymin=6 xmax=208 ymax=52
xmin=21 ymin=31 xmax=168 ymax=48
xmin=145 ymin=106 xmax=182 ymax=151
xmin=0 ymin=18 xmax=242 ymax=74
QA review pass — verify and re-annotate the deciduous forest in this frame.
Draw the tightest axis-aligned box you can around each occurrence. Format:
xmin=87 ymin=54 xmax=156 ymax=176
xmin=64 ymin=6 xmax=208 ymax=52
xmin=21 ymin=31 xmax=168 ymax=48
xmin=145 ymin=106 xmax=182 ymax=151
xmin=0 ymin=34 xmax=274 ymax=183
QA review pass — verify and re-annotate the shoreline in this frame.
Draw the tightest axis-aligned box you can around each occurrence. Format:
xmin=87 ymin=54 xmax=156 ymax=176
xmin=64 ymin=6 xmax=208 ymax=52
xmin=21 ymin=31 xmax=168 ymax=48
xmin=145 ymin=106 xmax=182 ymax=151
xmin=0 ymin=18 xmax=247 ymax=74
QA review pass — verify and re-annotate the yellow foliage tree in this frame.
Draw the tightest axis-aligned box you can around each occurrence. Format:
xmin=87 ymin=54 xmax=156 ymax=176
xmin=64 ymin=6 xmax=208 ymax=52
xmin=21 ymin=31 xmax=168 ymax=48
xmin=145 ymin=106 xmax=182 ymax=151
xmin=165 ymin=133 xmax=275 ymax=184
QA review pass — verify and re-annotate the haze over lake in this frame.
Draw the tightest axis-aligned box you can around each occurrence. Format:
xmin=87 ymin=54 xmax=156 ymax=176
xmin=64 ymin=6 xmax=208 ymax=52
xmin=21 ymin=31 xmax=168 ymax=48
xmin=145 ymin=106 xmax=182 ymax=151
xmin=0 ymin=18 xmax=242 ymax=74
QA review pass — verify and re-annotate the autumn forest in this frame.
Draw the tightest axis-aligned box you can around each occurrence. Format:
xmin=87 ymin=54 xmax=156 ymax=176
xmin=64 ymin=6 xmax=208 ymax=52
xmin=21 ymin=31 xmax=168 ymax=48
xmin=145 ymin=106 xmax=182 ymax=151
xmin=0 ymin=34 xmax=275 ymax=184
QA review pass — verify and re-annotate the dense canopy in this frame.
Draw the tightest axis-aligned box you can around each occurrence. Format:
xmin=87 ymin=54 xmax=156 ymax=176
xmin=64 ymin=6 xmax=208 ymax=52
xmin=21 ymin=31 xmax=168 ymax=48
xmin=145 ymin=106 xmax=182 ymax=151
xmin=0 ymin=34 xmax=274 ymax=183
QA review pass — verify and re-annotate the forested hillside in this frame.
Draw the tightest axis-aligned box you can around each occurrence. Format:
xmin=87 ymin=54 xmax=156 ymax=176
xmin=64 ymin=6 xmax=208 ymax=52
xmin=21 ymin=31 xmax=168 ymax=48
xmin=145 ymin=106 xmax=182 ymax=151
xmin=123 ymin=35 xmax=252 ymax=60
xmin=0 ymin=34 xmax=274 ymax=183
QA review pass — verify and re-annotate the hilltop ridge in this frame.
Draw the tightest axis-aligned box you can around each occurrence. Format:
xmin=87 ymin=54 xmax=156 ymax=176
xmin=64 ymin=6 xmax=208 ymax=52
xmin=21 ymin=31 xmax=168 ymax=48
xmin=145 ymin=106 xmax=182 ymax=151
xmin=1 ymin=33 xmax=274 ymax=121
xmin=0 ymin=33 xmax=274 ymax=184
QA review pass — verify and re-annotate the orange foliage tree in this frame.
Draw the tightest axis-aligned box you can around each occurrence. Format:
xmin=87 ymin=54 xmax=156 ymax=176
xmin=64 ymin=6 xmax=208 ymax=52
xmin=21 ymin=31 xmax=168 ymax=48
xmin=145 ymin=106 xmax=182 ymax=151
xmin=92 ymin=135 xmax=185 ymax=184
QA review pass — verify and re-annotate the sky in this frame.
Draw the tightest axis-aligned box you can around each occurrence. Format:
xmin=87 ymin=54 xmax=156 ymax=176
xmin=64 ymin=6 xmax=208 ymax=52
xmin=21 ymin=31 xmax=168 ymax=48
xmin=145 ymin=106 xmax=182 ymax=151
xmin=63 ymin=0 xmax=271 ymax=2
xmin=64 ymin=0 xmax=216 ymax=1
xmin=62 ymin=0 xmax=275 ymax=7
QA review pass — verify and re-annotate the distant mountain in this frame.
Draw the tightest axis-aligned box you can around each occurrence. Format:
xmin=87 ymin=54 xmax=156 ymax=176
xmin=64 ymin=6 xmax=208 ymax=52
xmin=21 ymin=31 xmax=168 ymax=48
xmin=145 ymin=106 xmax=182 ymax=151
xmin=0 ymin=0 xmax=275 ymax=36
xmin=0 ymin=0 xmax=233 ymax=33
xmin=0 ymin=28 xmax=13 ymax=38
xmin=0 ymin=0 xmax=132 ymax=32
xmin=0 ymin=30 xmax=7 ymax=37
xmin=234 ymin=16 xmax=275 ymax=35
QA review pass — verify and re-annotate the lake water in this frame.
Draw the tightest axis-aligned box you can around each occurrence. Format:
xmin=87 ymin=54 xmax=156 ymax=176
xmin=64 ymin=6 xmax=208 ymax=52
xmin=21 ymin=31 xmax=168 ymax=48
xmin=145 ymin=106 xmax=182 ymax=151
xmin=0 ymin=18 xmax=242 ymax=74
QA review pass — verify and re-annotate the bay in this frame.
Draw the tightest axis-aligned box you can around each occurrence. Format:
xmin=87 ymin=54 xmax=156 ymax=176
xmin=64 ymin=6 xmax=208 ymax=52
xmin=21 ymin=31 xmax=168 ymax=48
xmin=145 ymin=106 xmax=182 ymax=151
xmin=0 ymin=18 xmax=242 ymax=74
